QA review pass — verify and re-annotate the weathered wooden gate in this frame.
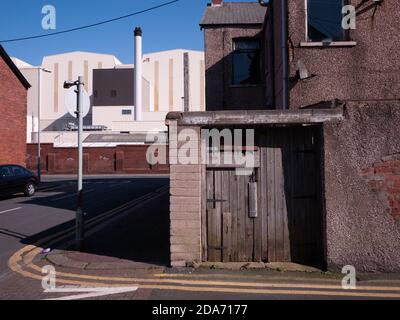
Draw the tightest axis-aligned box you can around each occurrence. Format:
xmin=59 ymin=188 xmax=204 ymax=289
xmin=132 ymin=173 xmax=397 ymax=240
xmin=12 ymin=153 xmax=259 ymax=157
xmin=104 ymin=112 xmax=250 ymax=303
xmin=203 ymin=126 xmax=324 ymax=267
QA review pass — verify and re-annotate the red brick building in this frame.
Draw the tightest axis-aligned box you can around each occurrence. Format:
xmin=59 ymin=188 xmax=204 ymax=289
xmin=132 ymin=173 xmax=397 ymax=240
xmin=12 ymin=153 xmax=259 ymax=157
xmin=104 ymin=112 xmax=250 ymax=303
xmin=0 ymin=45 xmax=30 ymax=166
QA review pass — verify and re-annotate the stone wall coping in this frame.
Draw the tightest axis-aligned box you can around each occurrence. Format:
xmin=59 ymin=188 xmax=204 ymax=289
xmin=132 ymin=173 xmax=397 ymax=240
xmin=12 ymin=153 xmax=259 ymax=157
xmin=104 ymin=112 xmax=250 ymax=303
xmin=166 ymin=107 xmax=344 ymax=127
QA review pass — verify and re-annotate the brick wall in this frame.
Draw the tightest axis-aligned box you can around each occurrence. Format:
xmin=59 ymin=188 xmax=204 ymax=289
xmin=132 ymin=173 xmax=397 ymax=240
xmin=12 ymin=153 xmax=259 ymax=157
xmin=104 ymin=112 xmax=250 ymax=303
xmin=26 ymin=143 xmax=169 ymax=175
xmin=0 ymin=56 xmax=27 ymax=166
xmin=361 ymin=154 xmax=400 ymax=221
xmin=169 ymin=125 xmax=202 ymax=267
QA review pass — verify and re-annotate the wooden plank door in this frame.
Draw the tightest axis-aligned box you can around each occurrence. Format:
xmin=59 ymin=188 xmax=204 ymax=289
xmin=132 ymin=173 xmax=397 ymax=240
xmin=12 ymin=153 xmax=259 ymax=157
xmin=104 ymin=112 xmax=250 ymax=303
xmin=288 ymin=127 xmax=324 ymax=267
xmin=263 ymin=126 xmax=324 ymax=267
xmin=206 ymin=169 xmax=259 ymax=262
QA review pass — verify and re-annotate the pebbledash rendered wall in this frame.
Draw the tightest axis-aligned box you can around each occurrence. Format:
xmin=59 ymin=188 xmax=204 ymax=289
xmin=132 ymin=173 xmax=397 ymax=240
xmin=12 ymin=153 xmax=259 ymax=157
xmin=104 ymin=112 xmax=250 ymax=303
xmin=203 ymin=26 xmax=266 ymax=111
xmin=261 ymin=0 xmax=400 ymax=271
xmin=323 ymin=101 xmax=400 ymax=272
xmin=264 ymin=0 xmax=400 ymax=109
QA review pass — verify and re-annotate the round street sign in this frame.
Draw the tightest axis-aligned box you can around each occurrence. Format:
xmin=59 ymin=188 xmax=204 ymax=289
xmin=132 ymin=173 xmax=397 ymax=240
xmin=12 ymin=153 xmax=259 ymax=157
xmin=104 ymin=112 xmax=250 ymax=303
xmin=65 ymin=87 xmax=91 ymax=118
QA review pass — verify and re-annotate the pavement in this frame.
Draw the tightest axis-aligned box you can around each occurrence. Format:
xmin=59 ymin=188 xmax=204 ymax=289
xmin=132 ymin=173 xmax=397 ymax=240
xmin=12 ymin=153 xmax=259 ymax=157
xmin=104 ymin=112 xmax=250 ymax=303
xmin=1 ymin=175 xmax=400 ymax=300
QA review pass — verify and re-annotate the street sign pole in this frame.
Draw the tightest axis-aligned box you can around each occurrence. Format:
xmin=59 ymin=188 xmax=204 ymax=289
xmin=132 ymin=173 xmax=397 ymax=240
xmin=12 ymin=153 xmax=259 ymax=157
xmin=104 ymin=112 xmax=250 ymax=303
xmin=76 ymin=76 xmax=84 ymax=250
xmin=64 ymin=76 xmax=90 ymax=251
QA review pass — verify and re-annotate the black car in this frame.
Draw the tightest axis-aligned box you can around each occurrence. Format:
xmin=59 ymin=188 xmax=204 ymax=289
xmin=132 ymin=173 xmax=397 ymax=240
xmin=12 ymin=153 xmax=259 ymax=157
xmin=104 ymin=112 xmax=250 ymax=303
xmin=0 ymin=165 xmax=39 ymax=197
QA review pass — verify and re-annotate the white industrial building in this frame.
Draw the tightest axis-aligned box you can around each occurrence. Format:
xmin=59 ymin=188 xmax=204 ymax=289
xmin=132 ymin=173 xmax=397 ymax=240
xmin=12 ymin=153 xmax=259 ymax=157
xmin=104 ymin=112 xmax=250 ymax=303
xmin=13 ymin=40 xmax=205 ymax=146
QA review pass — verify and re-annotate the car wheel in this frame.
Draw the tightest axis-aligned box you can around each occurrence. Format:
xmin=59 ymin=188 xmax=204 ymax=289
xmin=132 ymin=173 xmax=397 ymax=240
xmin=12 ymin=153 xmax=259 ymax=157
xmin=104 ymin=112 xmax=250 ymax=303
xmin=24 ymin=182 xmax=36 ymax=197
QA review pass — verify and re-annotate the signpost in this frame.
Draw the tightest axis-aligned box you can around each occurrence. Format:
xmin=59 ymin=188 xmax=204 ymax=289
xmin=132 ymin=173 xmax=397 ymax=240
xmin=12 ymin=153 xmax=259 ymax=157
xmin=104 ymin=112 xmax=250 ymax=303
xmin=64 ymin=76 xmax=89 ymax=250
xmin=65 ymin=86 xmax=90 ymax=119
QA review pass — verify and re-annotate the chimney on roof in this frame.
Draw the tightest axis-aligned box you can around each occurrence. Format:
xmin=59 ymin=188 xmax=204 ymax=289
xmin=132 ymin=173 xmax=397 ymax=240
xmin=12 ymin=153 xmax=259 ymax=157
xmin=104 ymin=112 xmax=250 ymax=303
xmin=211 ymin=0 xmax=223 ymax=7
xmin=134 ymin=26 xmax=142 ymax=121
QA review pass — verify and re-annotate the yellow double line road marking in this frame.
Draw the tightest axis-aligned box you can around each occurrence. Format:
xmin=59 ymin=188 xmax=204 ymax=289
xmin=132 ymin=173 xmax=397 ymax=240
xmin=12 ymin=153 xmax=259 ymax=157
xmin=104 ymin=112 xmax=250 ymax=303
xmin=8 ymin=244 xmax=400 ymax=298
xmin=8 ymin=185 xmax=400 ymax=299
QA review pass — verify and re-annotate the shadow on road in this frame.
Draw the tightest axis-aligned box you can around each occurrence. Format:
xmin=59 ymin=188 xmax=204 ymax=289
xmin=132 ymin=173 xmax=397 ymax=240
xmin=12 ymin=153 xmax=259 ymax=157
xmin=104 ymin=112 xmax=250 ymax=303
xmin=4 ymin=177 xmax=171 ymax=267
xmin=82 ymin=191 xmax=171 ymax=266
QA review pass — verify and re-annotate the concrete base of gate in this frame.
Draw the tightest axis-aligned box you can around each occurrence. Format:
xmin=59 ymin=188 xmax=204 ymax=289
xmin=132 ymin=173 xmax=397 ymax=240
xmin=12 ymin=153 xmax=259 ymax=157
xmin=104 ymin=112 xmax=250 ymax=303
xmin=265 ymin=262 xmax=322 ymax=273
xmin=187 ymin=261 xmax=322 ymax=273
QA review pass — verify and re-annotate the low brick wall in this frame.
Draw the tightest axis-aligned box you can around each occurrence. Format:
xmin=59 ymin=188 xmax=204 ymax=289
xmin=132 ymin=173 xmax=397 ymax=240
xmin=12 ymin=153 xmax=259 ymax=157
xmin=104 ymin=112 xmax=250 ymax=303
xmin=26 ymin=143 xmax=169 ymax=175
xmin=361 ymin=154 xmax=400 ymax=221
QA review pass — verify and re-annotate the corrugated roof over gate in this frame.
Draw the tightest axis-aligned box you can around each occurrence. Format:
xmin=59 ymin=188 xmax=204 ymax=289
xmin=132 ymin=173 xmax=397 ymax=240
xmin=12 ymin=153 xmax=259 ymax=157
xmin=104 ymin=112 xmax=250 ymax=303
xmin=200 ymin=2 xmax=267 ymax=27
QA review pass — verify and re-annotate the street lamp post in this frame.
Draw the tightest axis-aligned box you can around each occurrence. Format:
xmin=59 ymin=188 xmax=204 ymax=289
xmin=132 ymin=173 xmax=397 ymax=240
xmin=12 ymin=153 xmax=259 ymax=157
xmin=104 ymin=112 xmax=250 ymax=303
xmin=37 ymin=68 xmax=52 ymax=182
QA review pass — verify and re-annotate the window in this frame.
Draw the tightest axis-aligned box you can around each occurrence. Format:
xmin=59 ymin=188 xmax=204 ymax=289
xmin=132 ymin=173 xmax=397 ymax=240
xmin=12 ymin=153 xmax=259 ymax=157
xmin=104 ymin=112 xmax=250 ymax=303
xmin=11 ymin=166 xmax=25 ymax=176
xmin=232 ymin=39 xmax=261 ymax=85
xmin=110 ymin=90 xmax=117 ymax=98
xmin=307 ymin=0 xmax=348 ymax=42
xmin=0 ymin=166 xmax=12 ymax=177
xmin=122 ymin=109 xmax=132 ymax=115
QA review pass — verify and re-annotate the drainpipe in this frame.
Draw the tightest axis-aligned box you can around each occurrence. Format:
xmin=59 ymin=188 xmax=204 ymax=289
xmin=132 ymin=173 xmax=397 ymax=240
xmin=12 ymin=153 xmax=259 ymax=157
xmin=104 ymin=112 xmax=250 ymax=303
xmin=134 ymin=27 xmax=143 ymax=121
xmin=281 ymin=0 xmax=289 ymax=110
xmin=259 ymin=0 xmax=289 ymax=109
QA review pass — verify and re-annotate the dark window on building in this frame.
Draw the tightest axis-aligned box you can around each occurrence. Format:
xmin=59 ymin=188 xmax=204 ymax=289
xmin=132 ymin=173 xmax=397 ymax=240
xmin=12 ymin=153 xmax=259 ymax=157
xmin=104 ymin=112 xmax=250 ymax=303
xmin=232 ymin=39 xmax=261 ymax=85
xmin=110 ymin=90 xmax=117 ymax=98
xmin=122 ymin=109 xmax=132 ymax=115
xmin=307 ymin=0 xmax=348 ymax=42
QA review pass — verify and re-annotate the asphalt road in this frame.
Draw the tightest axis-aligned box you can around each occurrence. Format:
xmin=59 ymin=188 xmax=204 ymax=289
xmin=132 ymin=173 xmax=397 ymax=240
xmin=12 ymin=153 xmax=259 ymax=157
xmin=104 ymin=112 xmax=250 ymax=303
xmin=0 ymin=175 xmax=169 ymax=281
xmin=1 ymin=175 xmax=400 ymax=301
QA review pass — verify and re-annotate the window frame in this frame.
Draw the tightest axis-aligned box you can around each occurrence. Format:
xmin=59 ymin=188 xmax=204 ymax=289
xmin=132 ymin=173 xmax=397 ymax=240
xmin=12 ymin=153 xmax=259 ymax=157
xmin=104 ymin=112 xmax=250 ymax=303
xmin=231 ymin=37 xmax=262 ymax=86
xmin=0 ymin=166 xmax=13 ymax=177
xmin=121 ymin=109 xmax=132 ymax=116
xmin=11 ymin=165 xmax=25 ymax=177
xmin=304 ymin=0 xmax=351 ymax=44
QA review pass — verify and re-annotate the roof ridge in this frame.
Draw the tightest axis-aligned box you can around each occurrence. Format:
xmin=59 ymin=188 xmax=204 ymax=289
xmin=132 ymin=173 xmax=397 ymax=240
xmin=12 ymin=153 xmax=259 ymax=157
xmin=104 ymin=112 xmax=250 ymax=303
xmin=200 ymin=2 xmax=267 ymax=27
xmin=0 ymin=45 xmax=31 ymax=89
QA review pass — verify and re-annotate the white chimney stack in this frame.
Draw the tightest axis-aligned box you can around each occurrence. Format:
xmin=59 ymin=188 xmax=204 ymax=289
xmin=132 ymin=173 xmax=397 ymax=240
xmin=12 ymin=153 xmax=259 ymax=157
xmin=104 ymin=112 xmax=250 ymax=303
xmin=134 ymin=26 xmax=142 ymax=121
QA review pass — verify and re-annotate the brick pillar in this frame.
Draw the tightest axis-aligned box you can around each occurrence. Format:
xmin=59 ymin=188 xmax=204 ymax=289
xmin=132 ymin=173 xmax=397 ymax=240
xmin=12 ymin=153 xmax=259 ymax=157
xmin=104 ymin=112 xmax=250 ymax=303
xmin=83 ymin=154 xmax=90 ymax=174
xmin=169 ymin=125 xmax=202 ymax=267
xmin=47 ymin=153 xmax=56 ymax=174
xmin=115 ymin=150 xmax=124 ymax=173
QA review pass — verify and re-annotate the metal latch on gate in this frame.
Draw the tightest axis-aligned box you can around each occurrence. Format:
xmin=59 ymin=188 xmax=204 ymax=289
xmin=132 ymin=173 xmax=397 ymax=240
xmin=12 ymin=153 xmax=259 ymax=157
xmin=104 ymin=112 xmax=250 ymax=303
xmin=248 ymin=182 xmax=258 ymax=218
xmin=207 ymin=199 xmax=227 ymax=203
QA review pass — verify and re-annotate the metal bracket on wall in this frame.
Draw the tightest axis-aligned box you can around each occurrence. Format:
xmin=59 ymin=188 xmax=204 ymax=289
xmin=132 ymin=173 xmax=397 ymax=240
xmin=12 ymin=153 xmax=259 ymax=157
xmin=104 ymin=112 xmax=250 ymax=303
xmin=248 ymin=181 xmax=258 ymax=218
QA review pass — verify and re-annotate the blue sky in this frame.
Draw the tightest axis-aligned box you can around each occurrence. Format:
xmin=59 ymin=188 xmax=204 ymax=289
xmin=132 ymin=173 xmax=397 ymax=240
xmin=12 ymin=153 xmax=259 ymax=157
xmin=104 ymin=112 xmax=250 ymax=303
xmin=0 ymin=0 xmax=259 ymax=66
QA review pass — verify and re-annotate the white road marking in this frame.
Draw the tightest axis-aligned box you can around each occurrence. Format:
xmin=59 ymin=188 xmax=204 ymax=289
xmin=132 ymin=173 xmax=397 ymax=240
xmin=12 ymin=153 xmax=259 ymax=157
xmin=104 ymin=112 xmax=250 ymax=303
xmin=0 ymin=207 xmax=22 ymax=214
xmin=51 ymin=189 xmax=95 ymax=202
xmin=44 ymin=286 xmax=138 ymax=300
